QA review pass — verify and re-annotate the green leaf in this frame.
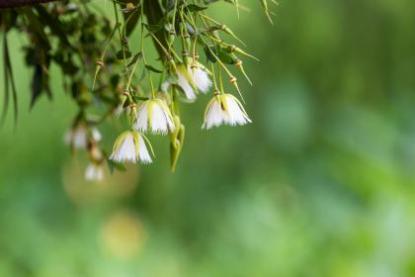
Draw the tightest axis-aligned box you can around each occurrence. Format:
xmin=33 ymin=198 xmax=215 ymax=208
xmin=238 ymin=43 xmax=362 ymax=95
xmin=120 ymin=0 xmax=141 ymax=37
xmin=127 ymin=52 xmax=143 ymax=67
xmin=145 ymin=64 xmax=163 ymax=73
xmin=2 ymin=34 xmax=18 ymax=123
xmin=116 ymin=50 xmax=132 ymax=59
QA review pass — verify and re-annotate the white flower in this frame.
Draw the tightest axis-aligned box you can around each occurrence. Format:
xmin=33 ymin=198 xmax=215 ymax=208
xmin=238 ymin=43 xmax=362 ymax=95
xmin=109 ymin=131 xmax=152 ymax=164
xmin=190 ymin=63 xmax=212 ymax=93
xmin=91 ymin=128 xmax=102 ymax=141
xmin=176 ymin=64 xmax=197 ymax=100
xmin=85 ymin=163 xmax=105 ymax=182
xmin=65 ymin=124 xmax=101 ymax=149
xmin=202 ymin=94 xmax=252 ymax=129
xmin=133 ymin=99 xmax=175 ymax=135
xmin=162 ymin=62 xmax=211 ymax=100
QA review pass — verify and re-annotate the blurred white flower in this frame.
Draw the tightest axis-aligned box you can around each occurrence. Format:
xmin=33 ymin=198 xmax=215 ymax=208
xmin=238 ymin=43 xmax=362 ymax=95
xmin=202 ymin=94 xmax=252 ymax=129
xmin=92 ymin=129 xmax=102 ymax=142
xmin=133 ymin=99 xmax=175 ymax=135
xmin=85 ymin=163 xmax=105 ymax=182
xmin=65 ymin=124 xmax=101 ymax=149
xmin=109 ymin=131 xmax=152 ymax=164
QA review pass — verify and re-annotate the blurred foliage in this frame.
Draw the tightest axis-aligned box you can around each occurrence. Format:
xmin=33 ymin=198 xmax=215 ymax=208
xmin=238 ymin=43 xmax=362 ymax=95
xmin=2 ymin=0 xmax=415 ymax=276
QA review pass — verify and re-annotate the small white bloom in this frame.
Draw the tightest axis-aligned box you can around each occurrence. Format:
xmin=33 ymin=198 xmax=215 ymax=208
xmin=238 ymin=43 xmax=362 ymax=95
xmin=202 ymin=94 xmax=252 ymax=129
xmin=85 ymin=163 xmax=105 ymax=182
xmin=162 ymin=63 xmax=211 ymax=100
xmin=176 ymin=65 xmax=197 ymax=100
xmin=190 ymin=63 xmax=212 ymax=93
xmin=109 ymin=131 xmax=152 ymax=164
xmin=65 ymin=124 xmax=101 ymax=149
xmin=133 ymin=99 xmax=175 ymax=135
xmin=91 ymin=128 xmax=102 ymax=141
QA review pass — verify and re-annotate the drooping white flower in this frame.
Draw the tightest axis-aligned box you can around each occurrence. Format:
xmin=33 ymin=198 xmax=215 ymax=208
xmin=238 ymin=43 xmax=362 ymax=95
xmin=190 ymin=63 xmax=212 ymax=93
xmin=133 ymin=99 xmax=175 ymax=135
xmin=65 ymin=124 xmax=101 ymax=149
xmin=202 ymin=94 xmax=252 ymax=129
xmin=109 ymin=131 xmax=152 ymax=164
xmin=85 ymin=163 xmax=105 ymax=182
xmin=176 ymin=64 xmax=197 ymax=100
xmin=162 ymin=62 xmax=211 ymax=100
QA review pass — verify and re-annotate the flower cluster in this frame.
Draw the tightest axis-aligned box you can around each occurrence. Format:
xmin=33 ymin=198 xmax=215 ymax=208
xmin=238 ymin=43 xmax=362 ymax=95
xmin=1 ymin=0 xmax=275 ymax=181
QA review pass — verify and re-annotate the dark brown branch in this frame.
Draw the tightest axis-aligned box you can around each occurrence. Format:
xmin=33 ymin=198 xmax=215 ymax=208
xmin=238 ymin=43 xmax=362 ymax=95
xmin=0 ymin=0 xmax=60 ymax=9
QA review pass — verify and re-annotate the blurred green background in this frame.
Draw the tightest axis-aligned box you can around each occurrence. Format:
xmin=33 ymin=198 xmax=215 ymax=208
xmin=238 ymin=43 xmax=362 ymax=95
xmin=2 ymin=0 xmax=415 ymax=276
